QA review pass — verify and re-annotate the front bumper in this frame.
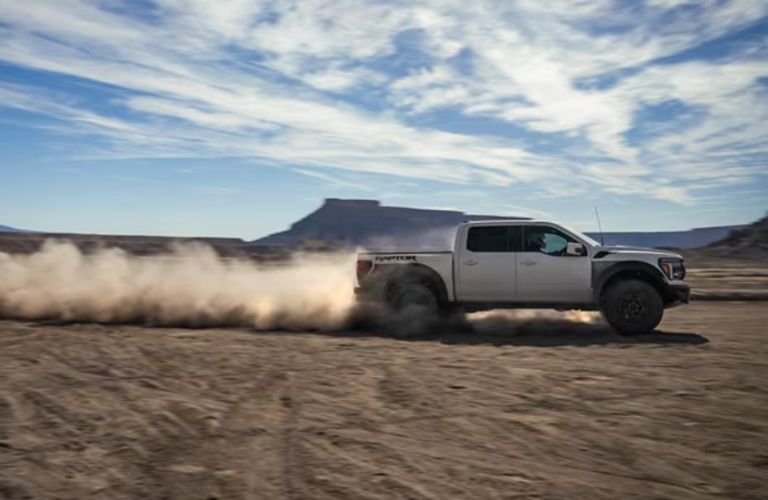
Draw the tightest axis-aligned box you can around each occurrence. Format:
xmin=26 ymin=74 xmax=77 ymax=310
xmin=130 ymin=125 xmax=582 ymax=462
xmin=665 ymin=283 xmax=690 ymax=307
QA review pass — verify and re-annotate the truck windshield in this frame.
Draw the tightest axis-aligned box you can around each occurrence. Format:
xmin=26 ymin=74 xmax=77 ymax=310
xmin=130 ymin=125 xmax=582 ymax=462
xmin=559 ymin=224 xmax=600 ymax=247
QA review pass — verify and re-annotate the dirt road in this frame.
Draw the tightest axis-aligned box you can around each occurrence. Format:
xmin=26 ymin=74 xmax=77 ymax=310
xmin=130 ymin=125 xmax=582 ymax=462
xmin=1 ymin=303 xmax=766 ymax=499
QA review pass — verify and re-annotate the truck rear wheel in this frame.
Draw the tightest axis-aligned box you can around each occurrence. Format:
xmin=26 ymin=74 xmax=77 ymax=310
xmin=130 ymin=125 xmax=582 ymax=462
xmin=600 ymin=279 xmax=664 ymax=336
xmin=388 ymin=283 xmax=440 ymax=314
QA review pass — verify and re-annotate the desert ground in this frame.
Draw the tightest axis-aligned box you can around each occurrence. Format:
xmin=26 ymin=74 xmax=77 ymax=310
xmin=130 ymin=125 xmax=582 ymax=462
xmin=1 ymin=301 xmax=767 ymax=500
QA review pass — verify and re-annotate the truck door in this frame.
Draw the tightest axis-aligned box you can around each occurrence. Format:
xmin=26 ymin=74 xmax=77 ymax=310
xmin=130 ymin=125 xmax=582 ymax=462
xmin=516 ymin=225 xmax=592 ymax=303
xmin=455 ymin=225 xmax=517 ymax=302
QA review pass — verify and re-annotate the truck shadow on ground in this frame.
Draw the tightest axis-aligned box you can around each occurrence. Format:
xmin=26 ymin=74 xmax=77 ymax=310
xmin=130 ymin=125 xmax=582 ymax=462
xmin=427 ymin=328 xmax=709 ymax=347
xmin=342 ymin=313 xmax=709 ymax=347
xmin=22 ymin=316 xmax=709 ymax=348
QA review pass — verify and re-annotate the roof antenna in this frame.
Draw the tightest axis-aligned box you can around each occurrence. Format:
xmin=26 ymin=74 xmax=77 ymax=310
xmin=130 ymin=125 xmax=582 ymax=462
xmin=594 ymin=205 xmax=605 ymax=246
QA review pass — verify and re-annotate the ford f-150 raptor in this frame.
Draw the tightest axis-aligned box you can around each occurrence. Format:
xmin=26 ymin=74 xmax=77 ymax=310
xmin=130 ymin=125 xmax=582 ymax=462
xmin=355 ymin=220 xmax=690 ymax=335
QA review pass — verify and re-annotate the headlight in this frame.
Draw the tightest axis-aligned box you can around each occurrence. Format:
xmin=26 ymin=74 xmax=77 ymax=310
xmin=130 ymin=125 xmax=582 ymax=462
xmin=659 ymin=258 xmax=686 ymax=280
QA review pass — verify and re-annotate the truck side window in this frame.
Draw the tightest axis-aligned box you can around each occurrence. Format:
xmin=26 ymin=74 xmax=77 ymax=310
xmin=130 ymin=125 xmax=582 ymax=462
xmin=508 ymin=226 xmax=523 ymax=252
xmin=467 ymin=226 xmax=510 ymax=252
xmin=523 ymin=226 xmax=575 ymax=256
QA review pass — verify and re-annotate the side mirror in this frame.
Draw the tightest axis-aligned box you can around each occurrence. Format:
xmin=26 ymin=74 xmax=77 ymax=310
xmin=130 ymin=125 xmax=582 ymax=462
xmin=566 ymin=242 xmax=586 ymax=256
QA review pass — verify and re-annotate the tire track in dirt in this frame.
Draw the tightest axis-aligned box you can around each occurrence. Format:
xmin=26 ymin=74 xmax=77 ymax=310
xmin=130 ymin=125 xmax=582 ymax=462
xmin=278 ymin=371 xmax=307 ymax=500
xmin=142 ymin=365 xmax=292 ymax=500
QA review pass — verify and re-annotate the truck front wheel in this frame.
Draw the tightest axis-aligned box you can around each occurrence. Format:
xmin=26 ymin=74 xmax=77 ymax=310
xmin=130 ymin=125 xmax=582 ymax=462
xmin=388 ymin=282 xmax=440 ymax=314
xmin=600 ymin=279 xmax=664 ymax=335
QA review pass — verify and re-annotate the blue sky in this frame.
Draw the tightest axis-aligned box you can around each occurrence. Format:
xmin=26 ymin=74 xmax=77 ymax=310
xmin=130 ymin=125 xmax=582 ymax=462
xmin=0 ymin=0 xmax=766 ymax=239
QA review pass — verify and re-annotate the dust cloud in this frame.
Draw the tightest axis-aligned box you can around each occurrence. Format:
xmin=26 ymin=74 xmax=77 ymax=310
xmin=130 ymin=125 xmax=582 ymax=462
xmin=0 ymin=240 xmax=601 ymax=334
xmin=0 ymin=241 xmax=356 ymax=330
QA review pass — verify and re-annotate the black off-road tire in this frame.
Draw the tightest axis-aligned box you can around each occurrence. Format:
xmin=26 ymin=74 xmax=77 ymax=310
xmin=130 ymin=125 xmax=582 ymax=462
xmin=388 ymin=282 xmax=441 ymax=314
xmin=600 ymin=279 xmax=664 ymax=336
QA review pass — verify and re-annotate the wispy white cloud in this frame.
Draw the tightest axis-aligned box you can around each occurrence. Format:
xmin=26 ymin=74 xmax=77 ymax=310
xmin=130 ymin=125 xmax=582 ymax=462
xmin=497 ymin=204 xmax=554 ymax=220
xmin=293 ymin=168 xmax=375 ymax=192
xmin=0 ymin=0 xmax=766 ymax=206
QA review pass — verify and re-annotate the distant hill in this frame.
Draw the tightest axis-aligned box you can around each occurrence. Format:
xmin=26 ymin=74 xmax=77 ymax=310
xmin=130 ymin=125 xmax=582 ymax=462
xmin=703 ymin=214 xmax=768 ymax=257
xmin=1 ymin=202 xmax=757 ymax=256
xmin=583 ymin=225 xmax=745 ymax=249
xmin=0 ymin=232 xmax=287 ymax=259
xmin=255 ymin=198 xmax=747 ymax=250
xmin=0 ymin=224 xmax=29 ymax=232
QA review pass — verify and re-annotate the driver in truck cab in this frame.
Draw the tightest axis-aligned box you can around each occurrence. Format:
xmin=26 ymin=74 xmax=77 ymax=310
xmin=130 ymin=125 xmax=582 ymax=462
xmin=527 ymin=231 xmax=546 ymax=254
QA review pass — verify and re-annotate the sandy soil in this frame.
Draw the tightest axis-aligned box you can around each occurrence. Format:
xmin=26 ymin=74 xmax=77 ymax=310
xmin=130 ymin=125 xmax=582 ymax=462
xmin=683 ymin=256 xmax=768 ymax=301
xmin=1 ymin=303 xmax=767 ymax=500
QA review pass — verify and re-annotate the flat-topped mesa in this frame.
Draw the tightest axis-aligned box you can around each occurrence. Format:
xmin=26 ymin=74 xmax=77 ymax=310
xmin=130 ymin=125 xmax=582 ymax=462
xmin=257 ymin=198 xmax=518 ymax=247
xmin=323 ymin=198 xmax=381 ymax=209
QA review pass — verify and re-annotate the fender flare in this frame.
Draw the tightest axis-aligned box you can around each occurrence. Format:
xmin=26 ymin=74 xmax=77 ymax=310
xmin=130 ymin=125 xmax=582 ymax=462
xmin=593 ymin=261 xmax=667 ymax=301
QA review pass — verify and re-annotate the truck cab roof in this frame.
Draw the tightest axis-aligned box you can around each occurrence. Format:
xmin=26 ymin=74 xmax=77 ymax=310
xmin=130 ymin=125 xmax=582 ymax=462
xmin=461 ymin=219 xmax=554 ymax=226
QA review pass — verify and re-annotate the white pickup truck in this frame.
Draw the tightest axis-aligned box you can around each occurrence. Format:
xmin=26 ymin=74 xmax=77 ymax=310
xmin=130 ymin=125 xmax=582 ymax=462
xmin=355 ymin=220 xmax=690 ymax=335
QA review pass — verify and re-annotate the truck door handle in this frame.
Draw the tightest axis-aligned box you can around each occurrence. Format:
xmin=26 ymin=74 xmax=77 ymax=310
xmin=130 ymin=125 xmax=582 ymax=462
xmin=463 ymin=260 xmax=478 ymax=266
xmin=520 ymin=260 xmax=537 ymax=266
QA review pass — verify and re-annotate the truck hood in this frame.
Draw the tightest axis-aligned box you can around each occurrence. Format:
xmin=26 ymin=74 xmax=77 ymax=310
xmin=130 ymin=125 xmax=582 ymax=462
xmin=595 ymin=245 xmax=684 ymax=259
